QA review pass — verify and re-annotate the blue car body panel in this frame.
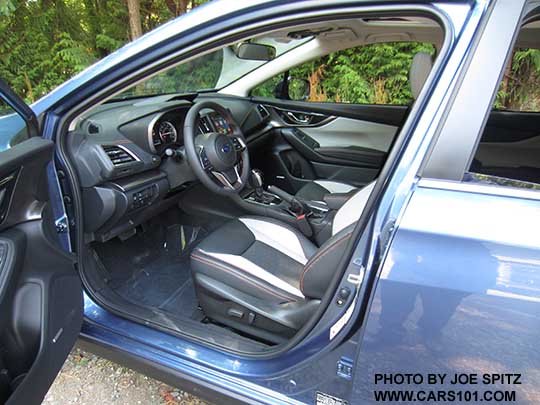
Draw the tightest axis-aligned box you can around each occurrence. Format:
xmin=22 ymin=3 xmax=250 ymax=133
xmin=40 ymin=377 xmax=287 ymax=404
xmin=354 ymin=181 xmax=540 ymax=402
xmin=2 ymin=0 xmax=539 ymax=403
xmin=82 ymin=295 xmax=364 ymax=404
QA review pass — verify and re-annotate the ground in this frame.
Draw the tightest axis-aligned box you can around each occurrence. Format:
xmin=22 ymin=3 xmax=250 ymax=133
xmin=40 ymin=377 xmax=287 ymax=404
xmin=43 ymin=348 xmax=211 ymax=405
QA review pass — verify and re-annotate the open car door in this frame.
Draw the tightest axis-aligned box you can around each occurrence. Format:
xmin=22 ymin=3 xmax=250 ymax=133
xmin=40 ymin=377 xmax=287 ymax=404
xmin=0 ymin=80 xmax=82 ymax=405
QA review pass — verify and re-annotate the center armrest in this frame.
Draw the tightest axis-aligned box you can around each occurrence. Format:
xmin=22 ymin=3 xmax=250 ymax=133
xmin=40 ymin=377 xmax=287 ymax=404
xmin=323 ymin=190 xmax=356 ymax=210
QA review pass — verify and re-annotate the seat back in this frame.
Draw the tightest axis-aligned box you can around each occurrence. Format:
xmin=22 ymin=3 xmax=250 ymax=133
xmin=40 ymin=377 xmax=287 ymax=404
xmin=332 ymin=181 xmax=376 ymax=235
xmin=331 ymin=51 xmax=433 ymax=236
xmin=302 ymin=52 xmax=435 ymax=298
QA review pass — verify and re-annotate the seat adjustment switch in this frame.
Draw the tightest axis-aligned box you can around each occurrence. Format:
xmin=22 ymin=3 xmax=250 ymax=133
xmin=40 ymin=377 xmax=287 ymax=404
xmin=227 ymin=308 xmax=244 ymax=319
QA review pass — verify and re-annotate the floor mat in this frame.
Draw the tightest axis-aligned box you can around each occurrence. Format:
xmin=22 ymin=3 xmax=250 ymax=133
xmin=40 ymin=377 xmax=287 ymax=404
xmin=94 ymin=223 xmax=205 ymax=320
xmin=115 ymin=258 xmax=190 ymax=307
xmin=91 ymin=219 xmax=270 ymax=350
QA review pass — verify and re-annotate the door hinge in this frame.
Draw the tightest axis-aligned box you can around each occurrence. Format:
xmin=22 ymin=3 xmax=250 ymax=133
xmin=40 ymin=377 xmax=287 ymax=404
xmin=379 ymin=219 xmax=396 ymax=257
xmin=55 ymin=214 xmax=68 ymax=234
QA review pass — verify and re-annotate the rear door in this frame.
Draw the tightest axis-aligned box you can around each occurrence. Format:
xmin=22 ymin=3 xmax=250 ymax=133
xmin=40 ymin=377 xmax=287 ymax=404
xmin=0 ymin=80 xmax=82 ymax=405
xmin=249 ymin=41 xmax=434 ymax=193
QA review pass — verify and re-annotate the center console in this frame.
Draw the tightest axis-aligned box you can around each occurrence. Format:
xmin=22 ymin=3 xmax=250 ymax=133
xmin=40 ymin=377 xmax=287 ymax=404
xmin=234 ymin=169 xmax=335 ymax=244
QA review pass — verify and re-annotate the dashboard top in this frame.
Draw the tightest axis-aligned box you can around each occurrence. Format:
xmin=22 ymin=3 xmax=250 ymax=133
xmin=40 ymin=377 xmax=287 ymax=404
xmin=68 ymin=94 xmax=271 ymax=188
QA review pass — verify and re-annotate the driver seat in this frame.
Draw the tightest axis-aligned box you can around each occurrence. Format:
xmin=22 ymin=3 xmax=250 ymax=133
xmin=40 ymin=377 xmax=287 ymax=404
xmin=190 ymin=181 xmax=375 ymax=343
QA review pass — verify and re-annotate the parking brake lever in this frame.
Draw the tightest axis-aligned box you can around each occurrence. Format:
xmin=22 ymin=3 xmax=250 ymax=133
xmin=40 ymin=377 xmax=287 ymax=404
xmin=267 ymin=185 xmax=312 ymax=237
xmin=267 ymin=186 xmax=301 ymax=212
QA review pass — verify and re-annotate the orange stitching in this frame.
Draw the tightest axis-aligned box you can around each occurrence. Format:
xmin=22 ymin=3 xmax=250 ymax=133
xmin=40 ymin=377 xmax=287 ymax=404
xmin=191 ymin=253 xmax=294 ymax=302
xmin=299 ymin=234 xmax=351 ymax=294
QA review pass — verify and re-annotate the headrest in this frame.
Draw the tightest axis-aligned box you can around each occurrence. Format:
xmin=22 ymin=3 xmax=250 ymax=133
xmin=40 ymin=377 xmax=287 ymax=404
xmin=409 ymin=52 xmax=433 ymax=99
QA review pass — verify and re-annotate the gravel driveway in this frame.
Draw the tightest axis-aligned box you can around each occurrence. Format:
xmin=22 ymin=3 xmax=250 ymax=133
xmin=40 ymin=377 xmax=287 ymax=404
xmin=43 ymin=348 xmax=211 ymax=405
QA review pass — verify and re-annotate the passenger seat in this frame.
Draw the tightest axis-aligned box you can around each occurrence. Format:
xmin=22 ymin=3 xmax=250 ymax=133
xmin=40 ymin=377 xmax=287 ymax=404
xmin=294 ymin=52 xmax=433 ymax=202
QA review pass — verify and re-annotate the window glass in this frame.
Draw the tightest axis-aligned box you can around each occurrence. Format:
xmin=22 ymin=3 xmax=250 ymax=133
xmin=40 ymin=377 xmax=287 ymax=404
xmin=0 ymin=98 xmax=29 ymax=151
xmin=114 ymin=36 xmax=312 ymax=100
xmin=252 ymin=42 xmax=436 ymax=104
xmin=493 ymin=48 xmax=540 ymax=112
xmin=467 ymin=24 xmax=540 ymax=189
xmin=118 ymin=50 xmax=224 ymax=99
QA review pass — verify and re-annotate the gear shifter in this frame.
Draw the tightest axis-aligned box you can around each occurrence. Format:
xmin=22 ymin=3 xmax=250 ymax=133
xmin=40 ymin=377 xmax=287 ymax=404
xmin=249 ymin=169 xmax=264 ymax=200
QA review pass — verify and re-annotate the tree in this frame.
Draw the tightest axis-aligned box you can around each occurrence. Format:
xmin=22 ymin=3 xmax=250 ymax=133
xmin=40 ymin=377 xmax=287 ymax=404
xmin=1 ymin=0 xmax=537 ymax=110
xmin=165 ymin=0 xmax=189 ymax=16
xmin=126 ymin=0 xmax=143 ymax=40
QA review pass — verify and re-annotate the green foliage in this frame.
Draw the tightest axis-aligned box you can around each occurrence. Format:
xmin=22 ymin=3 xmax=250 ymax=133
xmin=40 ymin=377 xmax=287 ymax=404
xmin=121 ymin=50 xmax=223 ymax=97
xmin=0 ymin=0 xmax=210 ymax=103
xmin=0 ymin=0 xmax=15 ymax=17
xmin=1 ymin=0 xmax=538 ymax=113
xmin=253 ymin=42 xmax=435 ymax=105
xmin=494 ymin=48 xmax=540 ymax=111
xmin=95 ymin=34 xmax=124 ymax=53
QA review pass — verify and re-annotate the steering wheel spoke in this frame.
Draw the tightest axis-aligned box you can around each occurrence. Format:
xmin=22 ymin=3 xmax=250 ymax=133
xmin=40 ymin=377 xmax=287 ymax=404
xmin=197 ymin=146 xmax=213 ymax=171
xmin=211 ymin=165 xmax=243 ymax=191
xmin=231 ymin=136 xmax=246 ymax=152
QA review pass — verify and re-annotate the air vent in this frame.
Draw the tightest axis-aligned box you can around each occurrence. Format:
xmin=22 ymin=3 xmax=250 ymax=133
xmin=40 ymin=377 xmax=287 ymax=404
xmin=257 ymin=104 xmax=270 ymax=119
xmin=198 ymin=116 xmax=213 ymax=134
xmin=102 ymin=145 xmax=136 ymax=166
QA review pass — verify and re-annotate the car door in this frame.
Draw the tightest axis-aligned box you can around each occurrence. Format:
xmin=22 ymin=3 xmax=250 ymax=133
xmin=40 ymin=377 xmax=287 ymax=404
xmin=251 ymin=99 xmax=405 ymax=192
xmin=248 ymin=41 xmax=434 ymax=193
xmin=0 ymin=80 xmax=82 ymax=405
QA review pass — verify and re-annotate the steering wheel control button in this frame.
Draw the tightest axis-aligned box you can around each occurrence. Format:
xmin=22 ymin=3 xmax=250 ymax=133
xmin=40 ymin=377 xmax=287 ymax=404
xmin=199 ymin=150 xmax=212 ymax=170
xmin=232 ymin=137 xmax=246 ymax=151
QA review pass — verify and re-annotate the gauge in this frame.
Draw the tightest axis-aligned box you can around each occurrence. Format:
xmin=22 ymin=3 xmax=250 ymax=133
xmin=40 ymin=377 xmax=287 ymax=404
xmin=157 ymin=121 xmax=177 ymax=144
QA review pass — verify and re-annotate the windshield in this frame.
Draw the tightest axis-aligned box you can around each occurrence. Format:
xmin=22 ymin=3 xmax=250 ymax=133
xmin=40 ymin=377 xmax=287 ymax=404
xmin=115 ymin=36 xmax=312 ymax=99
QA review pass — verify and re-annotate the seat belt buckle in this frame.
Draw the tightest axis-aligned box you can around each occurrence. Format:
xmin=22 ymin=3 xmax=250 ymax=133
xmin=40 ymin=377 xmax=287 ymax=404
xmin=295 ymin=214 xmax=313 ymax=237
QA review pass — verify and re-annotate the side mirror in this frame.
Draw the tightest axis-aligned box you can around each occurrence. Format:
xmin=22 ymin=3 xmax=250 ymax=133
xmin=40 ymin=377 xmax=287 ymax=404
xmin=233 ymin=42 xmax=276 ymax=61
xmin=288 ymin=78 xmax=310 ymax=101
xmin=274 ymin=77 xmax=311 ymax=101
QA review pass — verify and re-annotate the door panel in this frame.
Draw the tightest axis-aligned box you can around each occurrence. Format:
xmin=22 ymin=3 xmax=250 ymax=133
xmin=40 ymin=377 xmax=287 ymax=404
xmin=250 ymin=100 xmax=405 ymax=193
xmin=301 ymin=117 xmax=397 ymax=151
xmin=0 ymin=137 xmax=82 ymax=405
xmin=311 ymin=161 xmax=379 ymax=188
xmin=473 ymin=111 xmax=540 ymax=183
xmin=354 ymin=184 xmax=540 ymax=402
xmin=254 ymin=97 xmax=409 ymax=125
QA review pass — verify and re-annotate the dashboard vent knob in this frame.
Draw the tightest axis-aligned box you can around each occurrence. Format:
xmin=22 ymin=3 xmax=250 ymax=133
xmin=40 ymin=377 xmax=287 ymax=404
xmin=88 ymin=122 xmax=100 ymax=134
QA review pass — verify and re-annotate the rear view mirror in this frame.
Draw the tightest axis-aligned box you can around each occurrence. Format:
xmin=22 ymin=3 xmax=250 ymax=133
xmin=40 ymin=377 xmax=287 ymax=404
xmin=234 ymin=42 xmax=276 ymax=61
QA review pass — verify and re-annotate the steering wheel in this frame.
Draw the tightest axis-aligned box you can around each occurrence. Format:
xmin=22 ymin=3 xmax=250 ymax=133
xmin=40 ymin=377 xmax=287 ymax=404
xmin=184 ymin=101 xmax=250 ymax=195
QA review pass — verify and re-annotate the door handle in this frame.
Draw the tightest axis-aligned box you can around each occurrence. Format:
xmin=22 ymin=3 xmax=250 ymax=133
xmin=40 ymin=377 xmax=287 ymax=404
xmin=285 ymin=111 xmax=312 ymax=125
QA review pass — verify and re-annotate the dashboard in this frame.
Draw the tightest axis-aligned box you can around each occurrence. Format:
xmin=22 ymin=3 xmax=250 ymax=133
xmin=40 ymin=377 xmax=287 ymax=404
xmin=68 ymin=94 xmax=271 ymax=242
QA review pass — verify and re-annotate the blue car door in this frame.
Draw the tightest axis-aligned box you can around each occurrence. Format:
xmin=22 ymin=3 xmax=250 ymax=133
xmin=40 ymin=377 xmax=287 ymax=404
xmin=0 ymin=79 xmax=82 ymax=405
xmin=349 ymin=0 xmax=538 ymax=403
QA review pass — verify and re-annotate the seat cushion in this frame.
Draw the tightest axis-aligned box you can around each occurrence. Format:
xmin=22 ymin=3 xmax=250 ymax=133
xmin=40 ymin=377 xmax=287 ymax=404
xmin=295 ymin=180 xmax=357 ymax=201
xmin=191 ymin=217 xmax=317 ymax=303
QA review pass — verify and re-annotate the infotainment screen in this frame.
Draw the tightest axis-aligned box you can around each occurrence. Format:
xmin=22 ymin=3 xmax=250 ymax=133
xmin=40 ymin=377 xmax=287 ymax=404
xmin=210 ymin=113 xmax=232 ymax=134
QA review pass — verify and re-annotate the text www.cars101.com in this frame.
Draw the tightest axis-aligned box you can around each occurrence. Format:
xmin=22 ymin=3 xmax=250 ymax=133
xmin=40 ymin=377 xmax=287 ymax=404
xmin=373 ymin=389 xmax=516 ymax=402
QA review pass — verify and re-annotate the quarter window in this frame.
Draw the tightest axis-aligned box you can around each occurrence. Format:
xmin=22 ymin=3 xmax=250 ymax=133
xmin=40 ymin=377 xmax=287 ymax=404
xmin=0 ymin=98 xmax=30 ymax=152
